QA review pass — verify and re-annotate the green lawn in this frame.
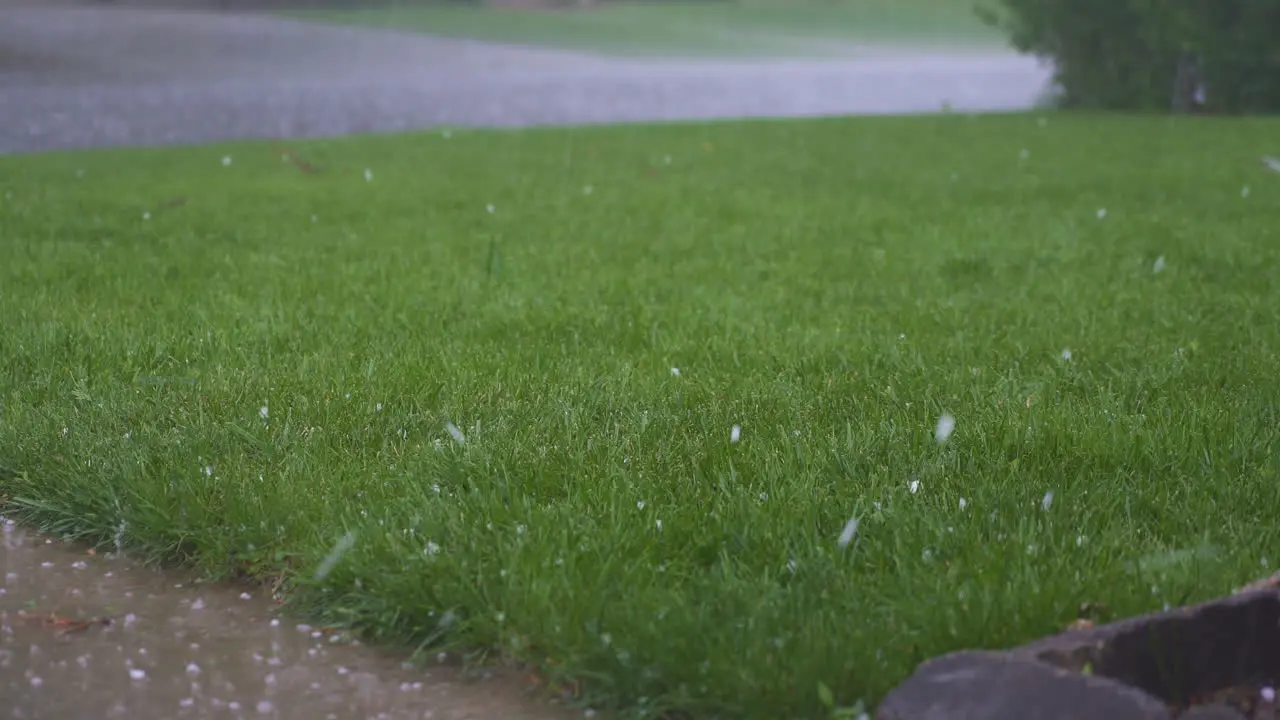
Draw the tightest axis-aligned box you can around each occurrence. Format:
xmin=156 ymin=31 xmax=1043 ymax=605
xmin=287 ymin=0 xmax=1005 ymax=56
xmin=2 ymin=114 xmax=1279 ymax=718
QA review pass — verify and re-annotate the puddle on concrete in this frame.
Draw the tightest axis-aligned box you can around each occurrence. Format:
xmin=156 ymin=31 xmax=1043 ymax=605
xmin=1 ymin=517 xmax=574 ymax=720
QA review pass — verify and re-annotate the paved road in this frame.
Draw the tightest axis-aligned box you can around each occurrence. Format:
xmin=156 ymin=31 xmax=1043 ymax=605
xmin=0 ymin=6 xmax=1053 ymax=153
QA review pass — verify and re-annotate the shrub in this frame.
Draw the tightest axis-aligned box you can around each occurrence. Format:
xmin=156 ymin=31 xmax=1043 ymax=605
xmin=978 ymin=0 xmax=1280 ymax=114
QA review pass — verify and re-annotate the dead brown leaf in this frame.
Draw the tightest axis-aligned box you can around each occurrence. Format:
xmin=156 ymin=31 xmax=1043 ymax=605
xmin=271 ymin=141 xmax=322 ymax=174
xmin=17 ymin=611 xmax=112 ymax=636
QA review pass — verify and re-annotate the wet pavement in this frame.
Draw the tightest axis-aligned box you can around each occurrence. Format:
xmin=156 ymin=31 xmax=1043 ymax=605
xmin=1 ymin=517 xmax=573 ymax=720
xmin=0 ymin=5 xmax=1053 ymax=153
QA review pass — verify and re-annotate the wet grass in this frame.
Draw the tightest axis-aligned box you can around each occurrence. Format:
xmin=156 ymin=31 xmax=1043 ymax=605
xmin=2 ymin=113 xmax=1280 ymax=718
xmin=288 ymin=0 xmax=1004 ymax=56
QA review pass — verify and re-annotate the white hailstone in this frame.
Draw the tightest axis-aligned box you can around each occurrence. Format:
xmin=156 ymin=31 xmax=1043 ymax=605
xmin=363 ymin=169 xmax=373 ymax=182
xmin=221 ymin=156 xmax=232 ymax=167
xmin=909 ymin=479 xmax=922 ymax=494
xmin=239 ymin=592 xmax=251 ymax=600
xmin=669 ymin=367 xmax=680 ymax=377
xmin=1242 ymin=185 xmax=1251 ymax=198
xmin=486 ymin=204 xmax=495 ymax=214
xmin=142 ymin=212 xmax=151 ymax=221
xmin=935 ymin=414 xmax=955 ymax=444
xmin=1019 ymin=148 xmax=1030 ymax=161
xmin=259 ymin=406 xmax=269 ymax=421
xmin=1262 ymin=156 xmax=1280 ymax=173
xmin=129 ymin=668 xmax=146 ymax=681
xmin=730 ymin=425 xmax=742 ymax=443
xmin=445 ymin=422 xmax=466 ymax=445
xmin=837 ymin=517 xmax=860 ymax=548
xmin=959 ymin=497 xmax=968 ymax=511
xmin=1041 ymin=491 xmax=1054 ymax=511
xmin=1153 ymin=255 xmax=1166 ymax=273
xmin=314 ymin=531 xmax=356 ymax=581
xmin=636 ymin=500 xmax=645 ymax=510
xmin=1096 ymin=208 xmax=1107 ymax=219
xmin=1062 ymin=348 xmax=1073 ymax=361
xmin=1261 ymin=686 xmax=1276 ymax=703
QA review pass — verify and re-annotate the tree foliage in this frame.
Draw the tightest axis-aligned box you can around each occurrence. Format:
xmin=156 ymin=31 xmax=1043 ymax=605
xmin=980 ymin=0 xmax=1280 ymax=113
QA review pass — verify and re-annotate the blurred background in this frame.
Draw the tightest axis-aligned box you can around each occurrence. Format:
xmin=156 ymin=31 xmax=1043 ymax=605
xmin=4 ymin=0 xmax=1275 ymax=155
xmin=0 ymin=0 xmax=1056 ymax=153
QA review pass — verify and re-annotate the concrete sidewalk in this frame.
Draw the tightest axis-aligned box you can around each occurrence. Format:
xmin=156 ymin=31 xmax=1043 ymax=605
xmin=0 ymin=6 xmax=1052 ymax=153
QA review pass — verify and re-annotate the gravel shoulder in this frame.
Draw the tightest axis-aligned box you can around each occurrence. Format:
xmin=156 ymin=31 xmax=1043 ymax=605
xmin=0 ymin=6 xmax=1052 ymax=153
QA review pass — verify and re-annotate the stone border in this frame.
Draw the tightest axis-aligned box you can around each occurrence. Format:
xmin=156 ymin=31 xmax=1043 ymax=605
xmin=877 ymin=574 xmax=1280 ymax=720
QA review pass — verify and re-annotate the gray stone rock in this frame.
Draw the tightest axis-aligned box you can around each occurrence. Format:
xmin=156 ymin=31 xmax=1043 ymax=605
xmin=877 ymin=586 xmax=1280 ymax=719
xmin=875 ymin=650 xmax=1173 ymax=720
xmin=1017 ymin=590 xmax=1280 ymax=704
xmin=1177 ymin=704 xmax=1248 ymax=720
